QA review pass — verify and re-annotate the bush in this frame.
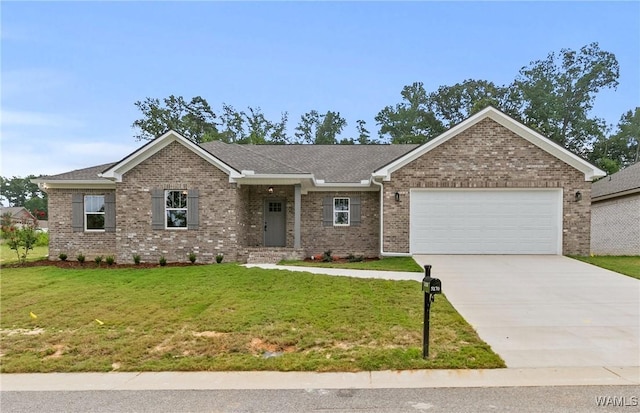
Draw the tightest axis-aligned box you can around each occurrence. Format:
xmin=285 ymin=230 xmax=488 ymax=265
xmin=321 ymin=250 xmax=333 ymax=262
xmin=159 ymin=256 xmax=167 ymax=266
xmin=1 ymin=217 xmax=39 ymax=265
xmin=132 ymin=254 xmax=141 ymax=265
xmin=58 ymin=253 xmax=68 ymax=261
xmin=77 ymin=253 xmax=86 ymax=264
xmin=105 ymin=256 xmax=115 ymax=266
xmin=35 ymin=231 xmax=49 ymax=247
xmin=94 ymin=256 xmax=103 ymax=266
xmin=347 ymin=253 xmax=364 ymax=263
xmin=216 ymin=253 xmax=224 ymax=264
xmin=188 ymin=252 xmax=197 ymax=264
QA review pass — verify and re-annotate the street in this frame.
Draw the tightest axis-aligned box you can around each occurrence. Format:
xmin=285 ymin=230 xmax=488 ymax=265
xmin=2 ymin=386 xmax=639 ymax=413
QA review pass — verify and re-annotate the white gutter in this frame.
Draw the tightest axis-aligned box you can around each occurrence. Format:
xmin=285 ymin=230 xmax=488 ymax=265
xmin=372 ymin=178 xmax=412 ymax=258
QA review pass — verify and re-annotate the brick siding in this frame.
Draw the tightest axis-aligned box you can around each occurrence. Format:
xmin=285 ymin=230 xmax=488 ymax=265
xmin=113 ymin=141 xmax=240 ymax=264
xmin=591 ymin=194 xmax=640 ymax=255
xmin=383 ymin=118 xmax=592 ymax=255
xmin=46 ymin=188 xmax=117 ymax=260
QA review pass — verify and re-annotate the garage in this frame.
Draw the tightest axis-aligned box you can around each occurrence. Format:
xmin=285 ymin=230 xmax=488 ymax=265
xmin=410 ymin=189 xmax=562 ymax=254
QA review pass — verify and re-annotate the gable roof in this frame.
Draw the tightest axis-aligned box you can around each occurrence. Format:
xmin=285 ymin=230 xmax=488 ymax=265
xmin=33 ymin=130 xmax=417 ymax=189
xmin=100 ymin=130 xmax=242 ymax=182
xmin=373 ymin=106 xmax=606 ymax=182
xmin=0 ymin=206 xmax=36 ymax=220
xmin=592 ymin=162 xmax=640 ymax=201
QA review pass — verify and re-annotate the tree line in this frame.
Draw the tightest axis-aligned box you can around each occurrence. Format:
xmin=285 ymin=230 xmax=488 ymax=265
xmin=2 ymin=43 xmax=638 ymax=216
xmin=133 ymin=43 xmax=638 ymax=175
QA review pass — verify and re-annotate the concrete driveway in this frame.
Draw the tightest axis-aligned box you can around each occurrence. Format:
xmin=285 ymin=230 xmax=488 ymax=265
xmin=412 ymin=255 xmax=640 ymax=368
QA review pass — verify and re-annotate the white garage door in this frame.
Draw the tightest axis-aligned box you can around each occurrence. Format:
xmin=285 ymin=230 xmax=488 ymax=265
xmin=410 ymin=189 xmax=562 ymax=254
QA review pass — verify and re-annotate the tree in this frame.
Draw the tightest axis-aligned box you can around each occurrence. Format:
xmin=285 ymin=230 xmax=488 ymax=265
xmin=375 ymin=82 xmax=445 ymax=144
xmin=510 ymin=42 xmax=620 ymax=156
xmin=0 ymin=175 xmax=47 ymax=219
xmin=427 ymin=79 xmax=515 ymax=127
xmin=294 ymin=110 xmax=347 ymax=144
xmin=590 ymin=108 xmax=640 ymax=173
xmin=132 ymin=95 xmax=219 ymax=143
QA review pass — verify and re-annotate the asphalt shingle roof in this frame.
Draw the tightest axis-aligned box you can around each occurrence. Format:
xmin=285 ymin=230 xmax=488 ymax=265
xmin=201 ymin=142 xmax=419 ymax=182
xmin=591 ymin=162 xmax=640 ymax=199
xmin=41 ymin=143 xmax=418 ymax=184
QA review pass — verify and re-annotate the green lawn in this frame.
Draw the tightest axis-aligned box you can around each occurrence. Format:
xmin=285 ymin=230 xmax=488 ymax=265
xmin=278 ymin=256 xmax=423 ymax=272
xmin=572 ymin=256 xmax=640 ymax=280
xmin=0 ymin=264 xmax=503 ymax=373
xmin=0 ymin=243 xmax=48 ymax=265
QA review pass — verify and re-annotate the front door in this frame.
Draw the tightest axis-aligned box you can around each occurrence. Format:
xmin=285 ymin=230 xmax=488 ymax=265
xmin=264 ymin=200 xmax=286 ymax=247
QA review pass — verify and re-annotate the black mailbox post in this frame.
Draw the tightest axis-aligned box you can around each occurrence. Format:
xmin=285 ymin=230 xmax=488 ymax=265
xmin=422 ymin=265 xmax=441 ymax=358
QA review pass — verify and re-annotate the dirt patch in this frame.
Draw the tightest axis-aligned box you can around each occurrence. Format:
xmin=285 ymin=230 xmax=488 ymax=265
xmin=192 ymin=331 xmax=227 ymax=338
xmin=249 ymin=338 xmax=296 ymax=354
xmin=44 ymin=344 xmax=65 ymax=359
xmin=1 ymin=328 xmax=45 ymax=336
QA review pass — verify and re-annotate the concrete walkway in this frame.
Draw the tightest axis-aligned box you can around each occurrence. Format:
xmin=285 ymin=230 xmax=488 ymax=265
xmin=244 ymin=263 xmax=424 ymax=282
xmin=2 ymin=367 xmax=639 ymax=391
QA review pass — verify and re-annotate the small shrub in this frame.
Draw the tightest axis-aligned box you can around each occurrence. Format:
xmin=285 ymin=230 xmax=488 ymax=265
xmin=216 ymin=253 xmax=224 ymax=264
xmin=94 ymin=256 xmax=103 ymax=266
xmin=58 ymin=253 xmax=68 ymax=261
xmin=347 ymin=253 xmax=364 ymax=263
xmin=132 ymin=254 xmax=141 ymax=265
xmin=188 ymin=252 xmax=197 ymax=264
xmin=159 ymin=256 xmax=167 ymax=266
xmin=105 ymin=256 xmax=115 ymax=266
xmin=321 ymin=250 xmax=333 ymax=262
xmin=35 ymin=231 xmax=49 ymax=247
xmin=77 ymin=253 xmax=85 ymax=264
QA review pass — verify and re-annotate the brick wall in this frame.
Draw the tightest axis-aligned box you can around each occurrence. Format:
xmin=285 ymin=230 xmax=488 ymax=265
xmin=46 ymin=188 xmax=116 ymax=260
xmin=300 ymin=191 xmax=379 ymax=258
xmin=115 ymin=141 xmax=240 ymax=264
xmin=591 ymin=194 xmax=640 ymax=255
xmin=383 ymin=118 xmax=592 ymax=255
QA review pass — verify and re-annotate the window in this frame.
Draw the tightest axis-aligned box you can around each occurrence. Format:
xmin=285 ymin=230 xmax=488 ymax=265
xmin=85 ymin=195 xmax=105 ymax=231
xmin=165 ymin=190 xmax=188 ymax=228
xmin=333 ymin=198 xmax=350 ymax=226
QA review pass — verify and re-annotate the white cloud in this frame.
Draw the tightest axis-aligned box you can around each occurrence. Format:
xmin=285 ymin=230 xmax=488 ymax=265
xmin=0 ymin=109 xmax=84 ymax=129
xmin=1 ymin=69 xmax=72 ymax=100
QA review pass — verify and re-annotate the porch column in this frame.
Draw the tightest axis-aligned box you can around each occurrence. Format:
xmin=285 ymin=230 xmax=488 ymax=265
xmin=294 ymin=184 xmax=301 ymax=249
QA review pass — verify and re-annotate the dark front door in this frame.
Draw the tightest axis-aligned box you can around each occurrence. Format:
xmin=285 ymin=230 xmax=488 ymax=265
xmin=264 ymin=200 xmax=286 ymax=247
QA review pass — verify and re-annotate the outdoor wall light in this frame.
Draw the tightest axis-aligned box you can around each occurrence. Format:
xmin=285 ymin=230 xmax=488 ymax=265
xmin=575 ymin=191 xmax=582 ymax=202
xmin=395 ymin=192 xmax=400 ymax=202
xmin=268 ymin=186 xmax=274 ymax=194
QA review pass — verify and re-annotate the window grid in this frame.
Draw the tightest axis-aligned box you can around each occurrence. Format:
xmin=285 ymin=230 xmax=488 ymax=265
xmin=165 ymin=190 xmax=188 ymax=229
xmin=85 ymin=195 xmax=105 ymax=231
xmin=333 ymin=197 xmax=350 ymax=226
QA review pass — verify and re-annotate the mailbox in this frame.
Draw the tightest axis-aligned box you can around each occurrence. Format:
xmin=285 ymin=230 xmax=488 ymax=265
xmin=429 ymin=278 xmax=442 ymax=294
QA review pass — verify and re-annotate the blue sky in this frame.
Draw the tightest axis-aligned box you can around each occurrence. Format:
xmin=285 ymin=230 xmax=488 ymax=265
xmin=2 ymin=1 xmax=639 ymax=178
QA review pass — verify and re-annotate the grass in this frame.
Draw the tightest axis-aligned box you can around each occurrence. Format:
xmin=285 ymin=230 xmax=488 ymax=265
xmin=572 ymin=256 xmax=640 ymax=280
xmin=0 ymin=243 xmax=48 ymax=265
xmin=0 ymin=264 xmax=503 ymax=373
xmin=278 ymin=256 xmax=423 ymax=272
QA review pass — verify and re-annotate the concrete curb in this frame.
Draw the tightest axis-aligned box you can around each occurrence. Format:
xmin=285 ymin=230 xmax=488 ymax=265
xmin=2 ymin=367 xmax=638 ymax=391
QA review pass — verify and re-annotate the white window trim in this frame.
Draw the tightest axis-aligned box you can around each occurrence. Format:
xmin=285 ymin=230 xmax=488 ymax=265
xmin=165 ymin=190 xmax=188 ymax=230
xmin=84 ymin=195 xmax=105 ymax=232
xmin=333 ymin=197 xmax=350 ymax=226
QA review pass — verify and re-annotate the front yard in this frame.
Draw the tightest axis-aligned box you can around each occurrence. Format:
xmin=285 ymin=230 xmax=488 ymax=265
xmin=572 ymin=255 xmax=640 ymax=280
xmin=0 ymin=263 xmax=504 ymax=373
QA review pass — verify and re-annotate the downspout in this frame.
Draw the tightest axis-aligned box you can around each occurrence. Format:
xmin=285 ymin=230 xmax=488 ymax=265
xmin=372 ymin=178 xmax=412 ymax=257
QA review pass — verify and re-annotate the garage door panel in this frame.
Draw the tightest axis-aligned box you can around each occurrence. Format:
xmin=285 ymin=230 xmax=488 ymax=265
xmin=410 ymin=190 xmax=561 ymax=254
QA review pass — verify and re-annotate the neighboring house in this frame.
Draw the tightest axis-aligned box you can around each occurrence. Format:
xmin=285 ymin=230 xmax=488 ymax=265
xmin=0 ymin=207 xmax=36 ymax=225
xmin=590 ymin=162 xmax=640 ymax=255
xmin=33 ymin=107 xmax=605 ymax=264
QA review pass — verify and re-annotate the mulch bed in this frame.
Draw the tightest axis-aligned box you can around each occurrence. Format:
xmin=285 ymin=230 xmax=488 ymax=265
xmin=1 ymin=259 xmax=201 ymax=269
